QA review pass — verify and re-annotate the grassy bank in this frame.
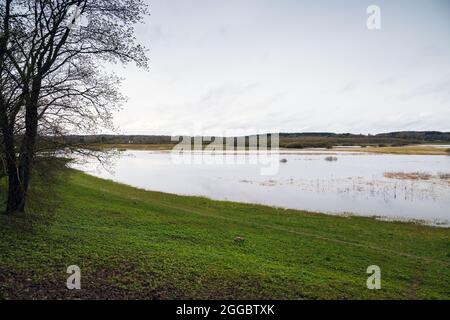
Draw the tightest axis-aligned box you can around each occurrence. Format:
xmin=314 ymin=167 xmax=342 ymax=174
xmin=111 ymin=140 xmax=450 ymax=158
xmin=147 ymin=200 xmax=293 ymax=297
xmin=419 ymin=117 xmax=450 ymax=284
xmin=98 ymin=143 xmax=176 ymax=151
xmin=1 ymin=170 xmax=449 ymax=299
xmin=337 ymin=145 xmax=450 ymax=155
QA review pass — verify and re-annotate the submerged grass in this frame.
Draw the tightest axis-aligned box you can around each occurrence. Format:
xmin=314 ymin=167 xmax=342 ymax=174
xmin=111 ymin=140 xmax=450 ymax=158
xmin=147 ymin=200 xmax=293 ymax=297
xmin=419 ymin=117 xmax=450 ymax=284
xmin=384 ymin=172 xmax=433 ymax=180
xmin=384 ymin=171 xmax=450 ymax=182
xmin=0 ymin=169 xmax=449 ymax=299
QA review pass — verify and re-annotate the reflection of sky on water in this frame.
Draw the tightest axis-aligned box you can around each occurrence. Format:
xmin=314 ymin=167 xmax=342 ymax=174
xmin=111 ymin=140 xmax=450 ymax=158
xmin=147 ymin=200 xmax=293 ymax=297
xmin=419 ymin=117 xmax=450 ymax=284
xmin=76 ymin=151 xmax=450 ymax=227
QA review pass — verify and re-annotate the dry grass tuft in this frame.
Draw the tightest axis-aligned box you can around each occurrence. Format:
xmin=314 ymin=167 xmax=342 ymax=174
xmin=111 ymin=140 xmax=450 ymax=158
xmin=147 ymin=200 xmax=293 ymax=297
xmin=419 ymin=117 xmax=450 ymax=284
xmin=438 ymin=172 xmax=450 ymax=180
xmin=384 ymin=172 xmax=432 ymax=180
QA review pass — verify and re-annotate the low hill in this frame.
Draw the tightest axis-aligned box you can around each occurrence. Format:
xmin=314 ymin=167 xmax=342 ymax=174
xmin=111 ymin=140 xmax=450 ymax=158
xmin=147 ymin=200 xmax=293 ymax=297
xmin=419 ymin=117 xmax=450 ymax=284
xmin=57 ymin=131 xmax=450 ymax=149
xmin=0 ymin=170 xmax=449 ymax=299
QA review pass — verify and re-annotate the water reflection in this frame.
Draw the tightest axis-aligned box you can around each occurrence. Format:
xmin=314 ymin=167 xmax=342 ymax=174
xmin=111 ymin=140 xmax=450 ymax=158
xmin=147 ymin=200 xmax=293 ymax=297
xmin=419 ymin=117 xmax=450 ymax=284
xmin=78 ymin=151 xmax=450 ymax=227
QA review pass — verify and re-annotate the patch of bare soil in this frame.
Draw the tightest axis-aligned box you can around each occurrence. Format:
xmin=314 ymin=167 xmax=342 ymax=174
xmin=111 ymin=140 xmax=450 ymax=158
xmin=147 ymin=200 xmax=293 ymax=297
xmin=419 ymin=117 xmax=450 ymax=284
xmin=0 ymin=268 xmax=183 ymax=300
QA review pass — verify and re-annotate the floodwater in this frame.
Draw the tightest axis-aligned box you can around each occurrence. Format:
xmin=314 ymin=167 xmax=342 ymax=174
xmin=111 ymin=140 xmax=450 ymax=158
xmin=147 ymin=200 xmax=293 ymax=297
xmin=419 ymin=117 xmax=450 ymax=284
xmin=78 ymin=150 xmax=450 ymax=227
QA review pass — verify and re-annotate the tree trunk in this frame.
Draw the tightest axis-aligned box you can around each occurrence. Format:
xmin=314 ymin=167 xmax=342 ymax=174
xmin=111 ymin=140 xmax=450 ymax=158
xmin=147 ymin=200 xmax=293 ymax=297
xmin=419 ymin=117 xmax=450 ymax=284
xmin=4 ymin=136 xmax=37 ymax=213
xmin=6 ymin=170 xmax=25 ymax=213
xmin=1 ymin=125 xmax=25 ymax=213
xmin=3 ymin=86 xmax=40 ymax=214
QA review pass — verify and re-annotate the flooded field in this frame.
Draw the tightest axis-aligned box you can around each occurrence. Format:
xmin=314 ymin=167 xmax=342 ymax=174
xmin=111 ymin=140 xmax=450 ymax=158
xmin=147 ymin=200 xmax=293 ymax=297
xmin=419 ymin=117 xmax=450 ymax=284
xmin=78 ymin=150 xmax=450 ymax=227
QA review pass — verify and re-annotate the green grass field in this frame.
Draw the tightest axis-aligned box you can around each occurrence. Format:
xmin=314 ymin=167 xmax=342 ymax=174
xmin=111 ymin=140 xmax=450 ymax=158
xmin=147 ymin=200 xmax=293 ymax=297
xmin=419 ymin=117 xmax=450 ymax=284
xmin=1 ymin=170 xmax=449 ymax=299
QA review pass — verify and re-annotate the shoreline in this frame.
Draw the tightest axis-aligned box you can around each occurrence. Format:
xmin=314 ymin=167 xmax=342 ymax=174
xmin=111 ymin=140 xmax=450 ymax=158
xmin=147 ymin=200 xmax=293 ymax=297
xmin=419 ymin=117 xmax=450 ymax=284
xmin=96 ymin=144 xmax=450 ymax=155
xmin=81 ymin=171 xmax=450 ymax=229
xmin=1 ymin=169 xmax=449 ymax=299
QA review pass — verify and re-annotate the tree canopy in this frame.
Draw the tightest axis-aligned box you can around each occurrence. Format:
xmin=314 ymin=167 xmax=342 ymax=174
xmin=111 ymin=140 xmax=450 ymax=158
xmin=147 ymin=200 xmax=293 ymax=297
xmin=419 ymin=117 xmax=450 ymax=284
xmin=0 ymin=0 xmax=149 ymax=212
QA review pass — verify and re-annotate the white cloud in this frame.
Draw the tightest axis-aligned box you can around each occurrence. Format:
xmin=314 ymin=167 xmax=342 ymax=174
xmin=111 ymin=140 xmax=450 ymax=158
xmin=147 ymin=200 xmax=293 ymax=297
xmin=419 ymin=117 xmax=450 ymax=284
xmin=110 ymin=0 xmax=450 ymax=135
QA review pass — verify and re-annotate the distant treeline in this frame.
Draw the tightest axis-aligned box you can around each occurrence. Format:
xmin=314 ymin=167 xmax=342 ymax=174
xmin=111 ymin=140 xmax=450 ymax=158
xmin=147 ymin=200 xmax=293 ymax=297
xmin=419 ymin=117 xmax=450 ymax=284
xmin=279 ymin=131 xmax=450 ymax=148
xmin=64 ymin=134 xmax=175 ymax=145
xmin=60 ymin=131 xmax=450 ymax=149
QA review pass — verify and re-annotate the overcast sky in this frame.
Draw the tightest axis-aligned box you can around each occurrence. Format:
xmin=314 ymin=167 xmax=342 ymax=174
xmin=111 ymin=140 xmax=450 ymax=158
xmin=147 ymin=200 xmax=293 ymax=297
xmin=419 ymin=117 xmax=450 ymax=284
xmin=110 ymin=0 xmax=450 ymax=136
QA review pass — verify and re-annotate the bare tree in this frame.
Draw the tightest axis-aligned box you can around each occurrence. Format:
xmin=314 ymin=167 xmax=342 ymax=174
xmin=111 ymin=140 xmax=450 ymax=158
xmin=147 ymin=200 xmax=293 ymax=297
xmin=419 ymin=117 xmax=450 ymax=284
xmin=0 ymin=0 xmax=149 ymax=213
